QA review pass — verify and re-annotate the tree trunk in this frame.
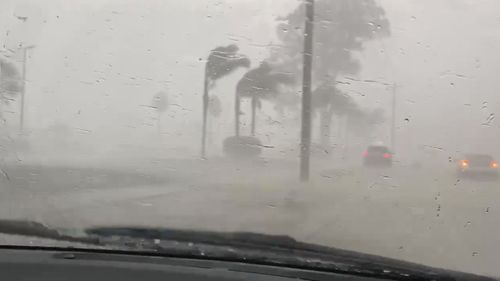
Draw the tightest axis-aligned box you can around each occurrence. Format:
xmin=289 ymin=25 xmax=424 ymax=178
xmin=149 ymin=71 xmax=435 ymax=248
xmin=319 ymin=108 xmax=333 ymax=148
xmin=207 ymin=110 xmax=213 ymax=148
xmin=235 ymin=93 xmax=241 ymax=136
xmin=343 ymin=116 xmax=350 ymax=160
xmin=201 ymin=68 xmax=209 ymax=158
xmin=251 ymin=96 xmax=257 ymax=136
xmin=343 ymin=116 xmax=349 ymax=145
xmin=0 ymin=103 xmax=4 ymax=129
xmin=337 ymin=115 xmax=343 ymax=140
xmin=157 ymin=111 xmax=162 ymax=135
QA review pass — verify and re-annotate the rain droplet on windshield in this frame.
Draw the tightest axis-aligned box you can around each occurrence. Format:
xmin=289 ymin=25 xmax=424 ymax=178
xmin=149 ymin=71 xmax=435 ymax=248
xmin=483 ymin=113 xmax=495 ymax=126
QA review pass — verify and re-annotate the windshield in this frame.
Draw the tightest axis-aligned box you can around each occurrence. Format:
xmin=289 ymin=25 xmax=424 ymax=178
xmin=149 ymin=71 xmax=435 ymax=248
xmin=0 ymin=0 xmax=499 ymax=277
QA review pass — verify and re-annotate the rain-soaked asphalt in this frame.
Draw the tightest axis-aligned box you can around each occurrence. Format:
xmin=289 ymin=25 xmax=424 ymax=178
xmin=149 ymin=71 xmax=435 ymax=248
xmin=0 ymin=156 xmax=499 ymax=277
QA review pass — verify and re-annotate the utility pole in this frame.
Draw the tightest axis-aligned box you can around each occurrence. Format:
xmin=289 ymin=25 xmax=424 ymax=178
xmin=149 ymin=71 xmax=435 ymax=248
xmin=201 ymin=64 xmax=209 ymax=158
xmin=19 ymin=45 xmax=35 ymax=133
xmin=300 ymin=0 xmax=314 ymax=182
xmin=391 ymin=84 xmax=396 ymax=153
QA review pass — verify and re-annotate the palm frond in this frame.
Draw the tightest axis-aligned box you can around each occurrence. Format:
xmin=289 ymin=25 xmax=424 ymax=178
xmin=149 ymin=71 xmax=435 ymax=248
xmin=0 ymin=58 xmax=22 ymax=101
xmin=237 ymin=62 xmax=295 ymax=99
xmin=313 ymin=83 xmax=358 ymax=115
xmin=0 ymin=59 xmax=20 ymax=77
xmin=206 ymin=44 xmax=250 ymax=82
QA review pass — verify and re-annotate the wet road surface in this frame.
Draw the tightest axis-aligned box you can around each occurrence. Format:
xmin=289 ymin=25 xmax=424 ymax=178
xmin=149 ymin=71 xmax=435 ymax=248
xmin=0 ymin=157 xmax=498 ymax=277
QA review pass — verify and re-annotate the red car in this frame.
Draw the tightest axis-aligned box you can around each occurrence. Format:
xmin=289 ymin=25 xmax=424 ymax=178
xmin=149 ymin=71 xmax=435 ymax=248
xmin=363 ymin=145 xmax=393 ymax=167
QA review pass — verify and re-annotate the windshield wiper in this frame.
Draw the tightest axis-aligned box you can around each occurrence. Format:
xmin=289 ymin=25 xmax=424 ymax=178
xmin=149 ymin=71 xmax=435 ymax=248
xmin=86 ymin=226 xmax=495 ymax=281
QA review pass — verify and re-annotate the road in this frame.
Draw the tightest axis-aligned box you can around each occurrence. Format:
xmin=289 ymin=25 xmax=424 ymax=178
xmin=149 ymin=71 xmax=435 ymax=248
xmin=0 ymin=156 xmax=499 ymax=277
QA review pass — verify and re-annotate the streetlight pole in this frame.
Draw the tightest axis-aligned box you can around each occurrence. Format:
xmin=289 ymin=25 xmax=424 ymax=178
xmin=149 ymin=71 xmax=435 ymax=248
xmin=300 ymin=0 xmax=314 ymax=182
xmin=19 ymin=45 xmax=35 ymax=133
xmin=201 ymin=63 xmax=209 ymax=158
xmin=391 ymin=83 xmax=396 ymax=153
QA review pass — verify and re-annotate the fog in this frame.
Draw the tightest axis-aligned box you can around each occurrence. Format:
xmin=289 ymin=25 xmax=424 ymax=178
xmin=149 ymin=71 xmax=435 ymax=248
xmin=1 ymin=0 xmax=499 ymax=161
xmin=1 ymin=0 xmax=500 ymax=277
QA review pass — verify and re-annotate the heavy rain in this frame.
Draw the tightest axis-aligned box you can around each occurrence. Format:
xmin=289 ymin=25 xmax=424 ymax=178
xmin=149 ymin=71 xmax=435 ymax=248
xmin=1 ymin=0 xmax=500 ymax=277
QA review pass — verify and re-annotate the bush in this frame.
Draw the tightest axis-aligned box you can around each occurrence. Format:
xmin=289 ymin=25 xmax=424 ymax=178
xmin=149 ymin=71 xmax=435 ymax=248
xmin=223 ymin=136 xmax=262 ymax=158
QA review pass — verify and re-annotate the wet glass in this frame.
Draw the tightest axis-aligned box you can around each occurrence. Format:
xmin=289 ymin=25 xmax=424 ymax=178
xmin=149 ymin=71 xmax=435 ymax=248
xmin=0 ymin=0 xmax=499 ymax=277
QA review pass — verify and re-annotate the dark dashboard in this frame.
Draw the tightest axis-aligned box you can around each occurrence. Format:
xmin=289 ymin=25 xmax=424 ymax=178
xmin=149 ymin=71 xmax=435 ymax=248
xmin=0 ymin=248 xmax=383 ymax=281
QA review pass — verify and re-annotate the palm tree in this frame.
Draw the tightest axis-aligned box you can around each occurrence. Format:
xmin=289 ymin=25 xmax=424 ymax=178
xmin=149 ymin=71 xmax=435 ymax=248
xmin=312 ymin=82 xmax=356 ymax=148
xmin=207 ymin=95 xmax=222 ymax=148
xmin=313 ymin=82 xmax=385 ymax=148
xmin=0 ymin=58 xmax=22 ymax=101
xmin=152 ymin=91 xmax=168 ymax=135
xmin=201 ymin=44 xmax=250 ymax=158
xmin=235 ymin=62 xmax=293 ymax=136
xmin=0 ymin=58 xmax=22 ymax=122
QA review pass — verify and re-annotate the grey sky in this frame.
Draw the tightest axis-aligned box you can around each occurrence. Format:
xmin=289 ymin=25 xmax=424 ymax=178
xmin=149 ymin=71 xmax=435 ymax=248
xmin=1 ymin=0 xmax=500 ymax=156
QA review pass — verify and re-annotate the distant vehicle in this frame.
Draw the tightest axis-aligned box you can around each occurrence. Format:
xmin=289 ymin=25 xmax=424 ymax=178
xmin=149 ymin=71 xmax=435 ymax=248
xmin=363 ymin=145 xmax=393 ymax=167
xmin=457 ymin=154 xmax=498 ymax=180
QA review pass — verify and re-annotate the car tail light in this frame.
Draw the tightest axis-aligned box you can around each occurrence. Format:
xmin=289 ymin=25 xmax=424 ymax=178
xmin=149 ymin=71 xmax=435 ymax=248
xmin=363 ymin=151 xmax=369 ymax=157
xmin=461 ymin=160 xmax=469 ymax=167
xmin=491 ymin=161 xmax=498 ymax=168
xmin=383 ymin=153 xmax=391 ymax=159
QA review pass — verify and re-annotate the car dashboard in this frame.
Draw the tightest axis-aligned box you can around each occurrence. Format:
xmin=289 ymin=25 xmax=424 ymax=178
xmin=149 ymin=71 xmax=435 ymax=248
xmin=0 ymin=247 xmax=389 ymax=281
